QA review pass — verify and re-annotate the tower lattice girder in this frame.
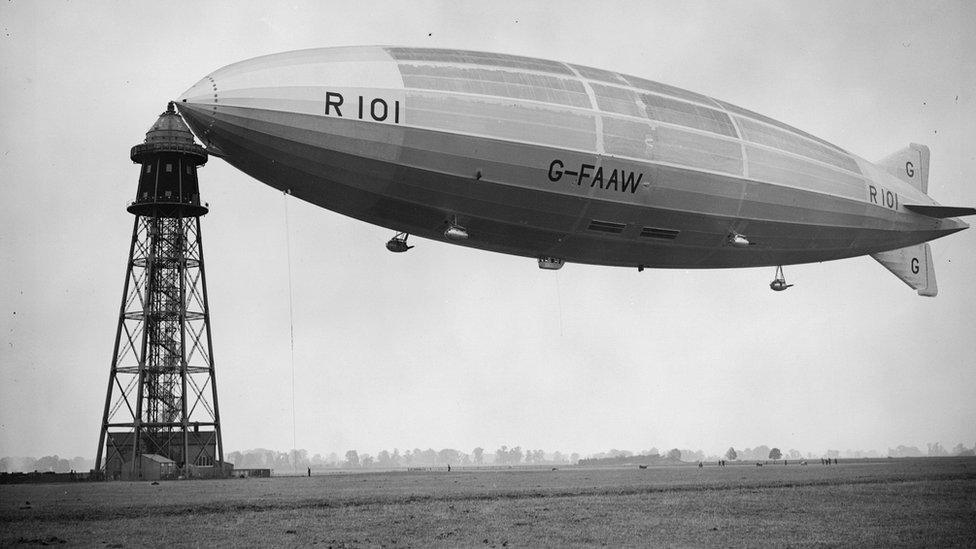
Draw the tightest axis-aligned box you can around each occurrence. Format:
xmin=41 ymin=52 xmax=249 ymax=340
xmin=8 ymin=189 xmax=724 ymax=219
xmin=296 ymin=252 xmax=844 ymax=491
xmin=96 ymin=103 xmax=224 ymax=479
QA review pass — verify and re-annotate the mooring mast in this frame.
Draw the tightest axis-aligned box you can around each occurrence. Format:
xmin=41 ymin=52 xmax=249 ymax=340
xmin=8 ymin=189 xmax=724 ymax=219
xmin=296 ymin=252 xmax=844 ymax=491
xmin=95 ymin=102 xmax=225 ymax=480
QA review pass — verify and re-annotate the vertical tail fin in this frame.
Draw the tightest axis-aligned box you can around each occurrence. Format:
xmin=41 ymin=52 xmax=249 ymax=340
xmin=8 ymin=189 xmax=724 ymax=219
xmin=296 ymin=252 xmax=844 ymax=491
xmin=878 ymin=143 xmax=929 ymax=193
xmin=871 ymin=243 xmax=938 ymax=297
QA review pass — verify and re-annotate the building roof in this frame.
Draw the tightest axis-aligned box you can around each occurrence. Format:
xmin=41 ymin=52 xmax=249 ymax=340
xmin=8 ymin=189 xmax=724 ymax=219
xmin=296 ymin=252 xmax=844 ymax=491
xmin=141 ymin=454 xmax=176 ymax=464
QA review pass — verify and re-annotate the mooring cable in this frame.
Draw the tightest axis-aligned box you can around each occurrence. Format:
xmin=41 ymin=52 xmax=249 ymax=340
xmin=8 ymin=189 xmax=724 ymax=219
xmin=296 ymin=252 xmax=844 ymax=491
xmin=284 ymin=190 xmax=297 ymax=465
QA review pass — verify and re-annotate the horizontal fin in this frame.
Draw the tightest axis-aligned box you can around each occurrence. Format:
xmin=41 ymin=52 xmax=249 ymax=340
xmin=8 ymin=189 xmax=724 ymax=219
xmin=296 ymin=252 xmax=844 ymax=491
xmin=871 ymin=243 xmax=937 ymax=297
xmin=904 ymin=204 xmax=976 ymax=218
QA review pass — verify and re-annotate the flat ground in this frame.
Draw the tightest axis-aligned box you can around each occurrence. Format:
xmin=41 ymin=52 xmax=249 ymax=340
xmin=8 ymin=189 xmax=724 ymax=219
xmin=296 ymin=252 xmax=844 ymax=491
xmin=2 ymin=458 xmax=974 ymax=547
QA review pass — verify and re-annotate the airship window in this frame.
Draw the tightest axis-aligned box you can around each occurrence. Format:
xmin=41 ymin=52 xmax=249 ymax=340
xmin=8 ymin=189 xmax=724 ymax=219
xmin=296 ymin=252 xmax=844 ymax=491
xmin=165 ymin=163 xmax=173 ymax=173
xmin=186 ymin=165 xmax=192 ymax=175
xmin=588 ymin=220 xmax=626 ymax=234
xmin=640 ymin=227 xmax=680 ymax=240
xmin=145 ymin=165 xmax=152 ymax=174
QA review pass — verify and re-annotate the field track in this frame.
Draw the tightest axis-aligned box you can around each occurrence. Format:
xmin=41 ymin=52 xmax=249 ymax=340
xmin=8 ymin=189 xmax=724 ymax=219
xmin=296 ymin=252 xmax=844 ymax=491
xmin=3 ymin=457 xmax=974 ymax=547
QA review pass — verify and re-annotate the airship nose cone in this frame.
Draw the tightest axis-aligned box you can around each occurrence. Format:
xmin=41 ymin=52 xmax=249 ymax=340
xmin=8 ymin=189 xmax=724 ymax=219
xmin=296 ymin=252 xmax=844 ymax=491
xmin=175 ymin=75 xmax=219 ymax=148
xmin=179 ymin=75 xmax=215 ymax=105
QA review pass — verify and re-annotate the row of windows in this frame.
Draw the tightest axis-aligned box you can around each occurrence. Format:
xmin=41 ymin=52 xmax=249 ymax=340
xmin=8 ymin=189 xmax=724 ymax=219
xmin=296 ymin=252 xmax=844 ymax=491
xmin=144 ymin=163 xmax=195 ymax=175
xmin=587 ymin=219 xmax=681 ymax=240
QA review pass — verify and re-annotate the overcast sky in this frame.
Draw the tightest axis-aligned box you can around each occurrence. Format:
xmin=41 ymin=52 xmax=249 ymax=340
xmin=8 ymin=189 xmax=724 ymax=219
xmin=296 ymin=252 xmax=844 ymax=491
xmin=1 ymin=0 xmax=974 ymax=461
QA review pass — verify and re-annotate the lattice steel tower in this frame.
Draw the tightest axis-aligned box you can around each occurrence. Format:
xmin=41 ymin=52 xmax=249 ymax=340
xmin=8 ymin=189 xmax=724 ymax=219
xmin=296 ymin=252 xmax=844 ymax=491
xmin=95 ymin=102 xmax=225 ymax=479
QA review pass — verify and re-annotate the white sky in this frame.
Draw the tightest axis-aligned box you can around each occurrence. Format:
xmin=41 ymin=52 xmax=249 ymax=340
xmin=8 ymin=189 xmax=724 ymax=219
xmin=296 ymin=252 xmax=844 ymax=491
xmin=1 ymin=0 xmax=974 ymax=460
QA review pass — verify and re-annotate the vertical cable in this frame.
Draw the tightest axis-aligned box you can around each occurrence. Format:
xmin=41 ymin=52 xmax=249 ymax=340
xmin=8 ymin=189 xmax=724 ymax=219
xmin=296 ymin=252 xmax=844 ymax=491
xmin=284 ymin=190 xmax=297 ymax=467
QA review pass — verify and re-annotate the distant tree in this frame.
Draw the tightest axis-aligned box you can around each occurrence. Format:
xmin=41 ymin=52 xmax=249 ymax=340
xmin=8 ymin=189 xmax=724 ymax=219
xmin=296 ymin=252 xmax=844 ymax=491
xmin=35 ymin=455 xmax=70 ymax=473
xmin=570 ymin=453 xmax=580 ymax=464
xmin=289 ymin=449 xmax=308 ymax=470
xmin=421 ymin=448 xmax=438 ymax=466
xmin=769 ymin=448 xmax=782 ymax=460
xmin=344 ymin=450 xmax=360 ymax=468
xmin=725 ymin=447 xmax=737 ymax=461
xmin=552 ymin=451 xmax=565 ymax=464
xmin=667 ymin=448 xmax=682 ymax=461
xmin=472 ymin=447 xmax=484 ymax=464
xmin=495 ymin=446 xmax=509 ymax=465
xmin=376 ymin=450 xmax=393 ymax=467
xmin=927 ymin=442 xmax=948 ymax=457
xmin=227 ymin=451 xmax=243 ymax=467
xmin=438 ymin=448 xmax=460 ymax=466
xmin=952 ymin=443 xmax=974 ymax=456
xmin=360 ymin=454 xmax=374 ymax=468
xmin=392 ymin=449 xmax=402 ymax=466
xmin=509 ymin=446 xmax=524 ymax=465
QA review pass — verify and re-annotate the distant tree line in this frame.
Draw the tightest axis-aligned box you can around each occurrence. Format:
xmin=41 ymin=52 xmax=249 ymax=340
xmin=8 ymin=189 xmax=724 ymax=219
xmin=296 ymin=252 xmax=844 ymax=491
xmin=0 ymin=455 xmax=91 ymax=473
xmin=225 ymin=446 xmax=582 ymax=471
xmin=7 ymin=442 xmax=974 ymax=473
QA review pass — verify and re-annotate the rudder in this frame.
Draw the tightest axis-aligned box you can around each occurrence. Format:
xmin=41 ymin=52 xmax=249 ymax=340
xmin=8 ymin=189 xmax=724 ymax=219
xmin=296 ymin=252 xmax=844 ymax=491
xmin=878 ymin=143 xmax=929 ymax=193
xmin=871 ymin=243 xmax=938 ymax=297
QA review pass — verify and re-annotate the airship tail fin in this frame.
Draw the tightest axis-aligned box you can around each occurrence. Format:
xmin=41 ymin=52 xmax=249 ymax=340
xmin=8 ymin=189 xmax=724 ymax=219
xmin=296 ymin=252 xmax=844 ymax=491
xmin=871 ymin=242 xmax=937 ymax=297
xmin=878 ymin=143 xmax=929 ymax=193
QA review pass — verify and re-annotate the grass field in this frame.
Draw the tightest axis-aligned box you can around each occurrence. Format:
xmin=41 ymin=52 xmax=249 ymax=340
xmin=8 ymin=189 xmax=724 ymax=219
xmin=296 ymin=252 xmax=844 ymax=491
xmin=2 ymin=457 xmax=974 ymax=547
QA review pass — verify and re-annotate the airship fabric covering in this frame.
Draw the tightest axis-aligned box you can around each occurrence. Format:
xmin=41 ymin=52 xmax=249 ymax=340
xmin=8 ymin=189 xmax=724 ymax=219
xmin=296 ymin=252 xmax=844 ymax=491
xmin=179 ymin=46 xmax=929 ymax=210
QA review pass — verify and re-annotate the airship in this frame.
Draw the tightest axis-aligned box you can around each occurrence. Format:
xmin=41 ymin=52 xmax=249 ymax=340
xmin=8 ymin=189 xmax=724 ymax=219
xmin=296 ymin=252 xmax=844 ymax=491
xmin=176 ymin=46 xmax=973 ymax=296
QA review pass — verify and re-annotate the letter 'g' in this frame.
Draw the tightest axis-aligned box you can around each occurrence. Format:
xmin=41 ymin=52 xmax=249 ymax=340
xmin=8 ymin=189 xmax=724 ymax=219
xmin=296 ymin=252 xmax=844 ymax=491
xmin=911 ymin=257 xmax=919 ymax=274
xmin=548 ymin=159 xmax=563 ymax=182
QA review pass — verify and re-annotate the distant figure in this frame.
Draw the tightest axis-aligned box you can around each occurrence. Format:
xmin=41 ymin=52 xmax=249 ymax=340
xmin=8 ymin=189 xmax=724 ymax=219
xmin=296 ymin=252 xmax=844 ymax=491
xmin=447 ymin=464 xmax=451 ymax=472
xmin=833 ymin=458 xmax=838 ymax=465
xmin=307 ymin=467 xmax=311 ymax=477
xmin=638 ymin=464 xmax=648 ymax=470
xmin=698 ymin=462 xmax=703 ymax=469
xmin=755 ymin=462 xmax=763 ymax=467
xmin=800 ymin=460 xmax=808 ymax=466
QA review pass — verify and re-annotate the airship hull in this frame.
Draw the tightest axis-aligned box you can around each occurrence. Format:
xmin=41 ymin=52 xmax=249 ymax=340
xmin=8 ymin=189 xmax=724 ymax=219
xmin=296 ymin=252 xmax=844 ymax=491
xmin=177 ymin=46 xmax=966 ymax=269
